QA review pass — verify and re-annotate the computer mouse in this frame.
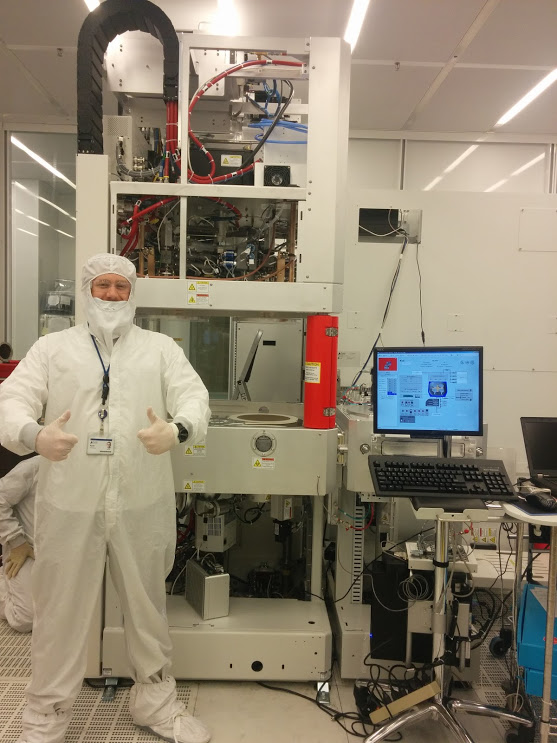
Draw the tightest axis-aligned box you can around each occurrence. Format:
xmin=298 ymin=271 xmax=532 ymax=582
xmin=525 ymin=492 xmax=557 ymax=512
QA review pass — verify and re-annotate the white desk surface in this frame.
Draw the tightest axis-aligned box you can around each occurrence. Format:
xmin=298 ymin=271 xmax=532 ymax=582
xmin=504 ymin=501 xmax=557 ymax=527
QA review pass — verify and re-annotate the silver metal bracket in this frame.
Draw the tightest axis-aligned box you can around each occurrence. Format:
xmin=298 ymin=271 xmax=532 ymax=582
xmin=101 ymin=677 xmax=119 ymax=702
xmin=316 ymin=680 xmax=330 ymax=704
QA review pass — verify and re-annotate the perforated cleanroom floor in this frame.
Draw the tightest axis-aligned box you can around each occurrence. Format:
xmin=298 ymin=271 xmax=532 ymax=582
xmin=0 ymin=622 xmax=194 ymax=743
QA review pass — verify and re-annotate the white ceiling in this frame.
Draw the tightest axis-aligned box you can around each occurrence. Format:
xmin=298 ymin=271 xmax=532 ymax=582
xmin=2 ymin=0 xmax=557 ymax=137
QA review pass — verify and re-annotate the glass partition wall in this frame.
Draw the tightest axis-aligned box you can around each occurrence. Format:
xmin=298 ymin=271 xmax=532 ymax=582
xmin=8 ymin=132 xmax=77 ymax=358
xmin=7 ymin=132 xmax=231 ymax=396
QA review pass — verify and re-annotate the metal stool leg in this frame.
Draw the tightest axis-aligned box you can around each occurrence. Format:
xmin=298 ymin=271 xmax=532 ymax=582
xmin=364 ymin=702 xmax=438 ymax=743
xmin=447 ymin=698 xmax=534 ymax=728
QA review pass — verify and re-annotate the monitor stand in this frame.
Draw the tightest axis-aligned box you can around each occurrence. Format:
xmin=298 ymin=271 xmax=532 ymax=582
xmin=408 ymin=433 xmax=450 ymax=458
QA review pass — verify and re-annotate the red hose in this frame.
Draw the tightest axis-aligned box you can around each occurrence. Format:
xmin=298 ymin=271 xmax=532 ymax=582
xmin=188 ymin=58 xmax=302 ymax=184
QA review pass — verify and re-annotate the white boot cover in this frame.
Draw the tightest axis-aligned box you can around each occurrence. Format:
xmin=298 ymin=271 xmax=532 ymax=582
xmin=129 ymin=676 xmax=211 ymax=743
xmin=18 ymin=707 xmax=72 ymax=743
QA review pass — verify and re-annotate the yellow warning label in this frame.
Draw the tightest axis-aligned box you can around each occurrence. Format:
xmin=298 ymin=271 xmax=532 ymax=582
xmin=252 ymin=457 xmax=275 ymax=469
xmin=189 ymin=283 xmax=196 ymax=291
xmin=188 ymin=296 xmax=196 ymax=304
xmin=220 ymin=154 xmax=242 ymax=168
xmin=184 ymin=444 xmax=206 ymax=457
xmin=183 ymin=479 xmax=206 ymax=492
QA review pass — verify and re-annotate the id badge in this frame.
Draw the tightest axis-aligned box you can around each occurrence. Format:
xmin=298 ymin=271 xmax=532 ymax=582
xmin=87 ymin=434 xmax=115 ymax=455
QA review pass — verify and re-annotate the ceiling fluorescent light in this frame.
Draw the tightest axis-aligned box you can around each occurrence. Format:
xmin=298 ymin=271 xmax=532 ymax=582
xmin=511 ymin=153 xmax=545 ymax=177
xmin=344 ymin=0 xmax=371 ymax=52
xmin=55 ymin=229 xmax=75 ymax=238
xmin=17 ymin=228 xmax=38 ymax=237
xmin=13 ymin=182 xmax=76 ymax=220
xmin=495 ymin=69 xmax=557 ymax=127
xmin=11 ymin=137 xmax=76 ymax=190
xmin=84 ymin=0 xmax=100 ymax=11
xmin=423 ymin=176 xmax=443 ymax=191
xmin=485 ymin=179 xmax=508 ymax=192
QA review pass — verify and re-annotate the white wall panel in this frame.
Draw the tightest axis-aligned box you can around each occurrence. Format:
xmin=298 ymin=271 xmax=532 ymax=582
xmin=404 ymin=141 xmax=549 ymax=193
xmin=340 ymin=188 xmax=557 ymax=468
xmin=347 ymin=139 xmax=401 ymax=189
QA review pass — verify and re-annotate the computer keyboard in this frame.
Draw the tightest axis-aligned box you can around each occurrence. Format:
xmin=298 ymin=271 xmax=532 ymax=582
xmin=368 ymin=455 xmax=516 ymax=500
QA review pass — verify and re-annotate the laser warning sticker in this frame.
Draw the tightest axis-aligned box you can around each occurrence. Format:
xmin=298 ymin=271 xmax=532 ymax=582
xmin=187 ymin=280 xmax=210 ymax=306
xmin=221 ymin=154 xmax=242 ymax=167
xmin=252 ymin=457 xmax=275 ymax=469
xmin=182 ymin=480 xmax=206 ymax=492
xmin=184 ymin=444 xmax=206 ymax=457
xmin=305 ymin=361 xmax=321 ymax=384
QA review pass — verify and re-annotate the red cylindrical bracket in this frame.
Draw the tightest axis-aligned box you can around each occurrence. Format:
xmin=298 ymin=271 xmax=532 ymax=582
xmin=303 ymin=315 xmax=338 ymax=429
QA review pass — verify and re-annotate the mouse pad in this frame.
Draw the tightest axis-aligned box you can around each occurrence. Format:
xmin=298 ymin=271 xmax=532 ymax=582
xmin=514 ymin=500 xmax=556 ymax=516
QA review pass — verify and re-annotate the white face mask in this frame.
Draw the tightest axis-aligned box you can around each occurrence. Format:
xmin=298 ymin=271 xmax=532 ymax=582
xmin=84 ymin=293 xmax=136 ymax=353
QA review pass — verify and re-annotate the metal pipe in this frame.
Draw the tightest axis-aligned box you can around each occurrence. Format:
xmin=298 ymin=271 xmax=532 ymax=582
xmin=432 ymin=518 xmax=450 ymax=697
xmin=540 ymin=525 xmax=557 ymax=743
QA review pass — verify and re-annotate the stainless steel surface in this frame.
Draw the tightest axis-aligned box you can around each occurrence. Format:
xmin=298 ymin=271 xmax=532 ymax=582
xmin=185 ymin=560 xmax=230 ymax=620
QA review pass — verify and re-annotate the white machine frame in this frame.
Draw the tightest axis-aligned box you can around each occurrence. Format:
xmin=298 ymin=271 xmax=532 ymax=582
xmin=77 ymin=34 xmax=350 ymax=317
xmin=80 ymin=30 xmax=350 ymax=682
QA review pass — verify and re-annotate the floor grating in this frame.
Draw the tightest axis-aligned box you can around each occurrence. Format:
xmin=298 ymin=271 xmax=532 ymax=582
xmin=0 ymin=622 xmax=194 ymax=743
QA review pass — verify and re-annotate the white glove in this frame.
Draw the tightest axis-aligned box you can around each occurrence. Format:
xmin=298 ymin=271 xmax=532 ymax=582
xmin=5 ymin=541 xmax=35 ymax=579
xmin=137 ymin=406 xmax=177 ymax=455
xmin=35 ymin=410 xmax=78 ymax=461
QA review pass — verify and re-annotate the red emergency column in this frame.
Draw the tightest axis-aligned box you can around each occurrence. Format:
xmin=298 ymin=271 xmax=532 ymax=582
xmin=303 ymin=315 xmax=338 ymax=429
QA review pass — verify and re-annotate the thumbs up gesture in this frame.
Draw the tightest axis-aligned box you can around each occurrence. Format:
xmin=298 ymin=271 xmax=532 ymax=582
xmin=137 ymin=406 xmax=177 ymax=455
xmin=35 ymin=410 xmax=79 ymax=461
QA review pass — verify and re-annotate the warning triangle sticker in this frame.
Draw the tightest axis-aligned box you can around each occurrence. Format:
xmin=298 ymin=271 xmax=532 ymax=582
xmin=189 ymin=283 xmax=196 ymax=291
xmin=254 ymin=459 xmax=261 ymax=467
xmin=188 ymin=296 xmax=196 ymax=303
xmin=185 ymin=482 xmax=191 ymax=489
xmin=185 ymin=447 xmax=193 ymax=455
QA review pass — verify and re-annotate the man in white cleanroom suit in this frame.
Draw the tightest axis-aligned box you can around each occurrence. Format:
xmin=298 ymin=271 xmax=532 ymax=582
xmin=0 ymin=456 xmax=39 ymax=633
xmin=0 ymin=254 xmax=211 ymax=743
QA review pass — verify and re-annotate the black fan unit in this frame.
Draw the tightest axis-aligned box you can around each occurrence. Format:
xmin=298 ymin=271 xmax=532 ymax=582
xmin=264 ymin=165 xmax=291 ymax=187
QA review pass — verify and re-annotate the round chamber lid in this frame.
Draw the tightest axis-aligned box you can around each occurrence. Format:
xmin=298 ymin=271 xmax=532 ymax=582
xmin=228 ymin=413 xmax=299 ymax=426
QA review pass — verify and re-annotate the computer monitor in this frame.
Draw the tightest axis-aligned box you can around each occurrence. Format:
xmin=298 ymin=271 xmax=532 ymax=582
xmin=372 ymin=346 xmax=483 ymax=437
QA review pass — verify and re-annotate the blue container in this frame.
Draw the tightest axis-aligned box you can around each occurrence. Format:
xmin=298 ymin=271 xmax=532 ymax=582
xmin=517 ymin=583 xmax=557 ymax=699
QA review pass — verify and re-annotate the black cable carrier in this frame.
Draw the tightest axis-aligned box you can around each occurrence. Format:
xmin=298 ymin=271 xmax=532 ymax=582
xmin=77 ymin=0 xmax=179 ymax=154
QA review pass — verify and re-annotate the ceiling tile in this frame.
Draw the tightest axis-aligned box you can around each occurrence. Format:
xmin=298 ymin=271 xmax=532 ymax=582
xmin=461 ymin=0 xmax=557 ymax=66
xmin=349 ymin=63 xmax=441 ymax=130
xmin=409 ymin=67 xmax=546 ymax=132
xmin=353 ymin=0 xmax=487 ymax=62
xmin=2 ymin=0 xmax=87 ymax=46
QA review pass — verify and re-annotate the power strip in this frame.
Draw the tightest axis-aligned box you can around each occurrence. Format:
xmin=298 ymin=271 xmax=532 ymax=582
xmin=406 ymin=542 xmax=478 ymax=573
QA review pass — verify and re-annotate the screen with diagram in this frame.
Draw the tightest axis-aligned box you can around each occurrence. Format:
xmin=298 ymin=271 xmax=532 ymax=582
xmin=372 ymin=347 xmax=483 ymax=436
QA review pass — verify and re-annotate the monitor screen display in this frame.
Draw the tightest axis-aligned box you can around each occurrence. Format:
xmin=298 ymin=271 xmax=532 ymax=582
xmin=372 ymin=346 xmax=483 ymax=437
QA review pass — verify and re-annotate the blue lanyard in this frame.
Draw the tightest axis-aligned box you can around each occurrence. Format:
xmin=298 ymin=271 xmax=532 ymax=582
xmin=91 ymin=335 xmax=110 ymax=406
